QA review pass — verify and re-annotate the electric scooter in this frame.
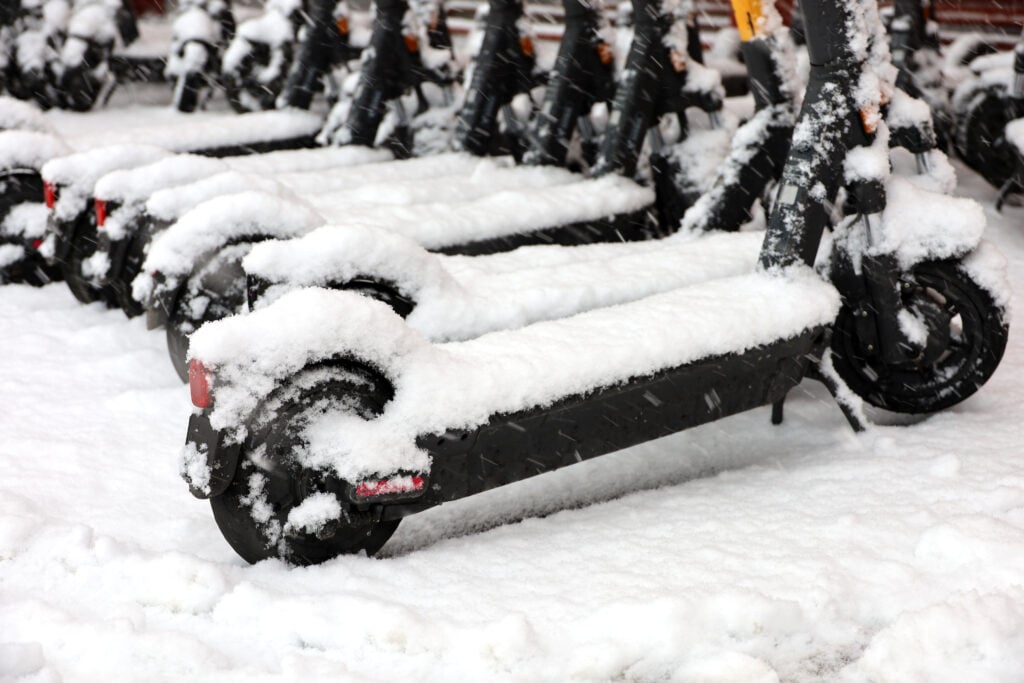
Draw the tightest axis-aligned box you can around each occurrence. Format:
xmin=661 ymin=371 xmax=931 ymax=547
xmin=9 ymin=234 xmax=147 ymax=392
xmin=54 ymin=0 xmax=139 ymax=111
xmin=952 ymin=34 xmax=1024 ymax=194
xmin=130 ymin=0 xmax=726 ymax=382
xmin=318 ymin=0 xmax=458 ymax=157
xmin=179 ymin=0 xmax=1010 ymax=564
xmin=221 ymin=0 xmax=305 ymax=113
xmin=167 ymin=0 xmax=235 ymax=113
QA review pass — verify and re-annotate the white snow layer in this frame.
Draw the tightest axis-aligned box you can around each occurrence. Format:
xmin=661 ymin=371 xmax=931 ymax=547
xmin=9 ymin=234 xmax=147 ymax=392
xmin=0 ymin=97 xmax=53 ymax=133
xmin=1005 ymin=118 xmax=1024 ymax=154
xmin=134 ymin=191 xmax=325 ymax=302
xmin=0 ymin=130 xmax=70 ymax=171
xmin=245 ymin=226 xmax=766 ymax=342
xmin=138 ymin=161 xmax=653 ymax=303
xmin=68 ymin=109 xmax=324 ymax=153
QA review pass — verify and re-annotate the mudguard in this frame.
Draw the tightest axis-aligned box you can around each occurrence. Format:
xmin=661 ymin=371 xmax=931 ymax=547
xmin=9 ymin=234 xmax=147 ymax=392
xmin=184 ymin=411 xmax=243 ymax=498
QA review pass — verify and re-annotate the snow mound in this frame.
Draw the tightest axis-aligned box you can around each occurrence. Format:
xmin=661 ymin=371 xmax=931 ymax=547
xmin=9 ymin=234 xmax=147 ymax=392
xmin=144 ymin=170 xmax=294 ymax=223
xmin=135 ymin=191 xmax=325 ymax=303
xmin=0 ymin=97 xmax=52 ymax=134
xmin=94 ymin=155 xmax=228 ymax=203
xmin=0 ymin=131 xmax=70 ymax=171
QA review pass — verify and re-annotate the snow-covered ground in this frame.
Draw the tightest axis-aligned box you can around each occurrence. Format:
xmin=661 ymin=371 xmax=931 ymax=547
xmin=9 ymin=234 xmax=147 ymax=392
xmin=1 ymin=142 xmax=1024 ymax=681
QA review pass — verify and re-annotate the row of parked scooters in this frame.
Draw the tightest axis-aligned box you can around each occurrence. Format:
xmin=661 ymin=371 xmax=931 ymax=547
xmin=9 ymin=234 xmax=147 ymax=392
xmin=0 ymin=0 xmax=1014 ymax=564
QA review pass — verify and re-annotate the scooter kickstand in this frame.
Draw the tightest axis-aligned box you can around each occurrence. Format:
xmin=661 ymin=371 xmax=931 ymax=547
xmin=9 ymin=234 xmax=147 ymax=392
xmin=808 ymin=361 xmax=870 ymax=433
xmin=771 ymin=398 xmax=785 ymax=425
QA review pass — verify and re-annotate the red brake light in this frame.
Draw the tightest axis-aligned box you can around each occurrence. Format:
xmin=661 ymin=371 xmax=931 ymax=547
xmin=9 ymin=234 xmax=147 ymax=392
xmin=355 ymin=475 xmax=425 ymax=498
xmin=189 ymin=359 xmax=212 ymax=408
xmin=95 ymin=199 xmax=107 ymax=227
xmin=43 ymin=181 xmax=56 ymax=209
xmin=31 ymin=239 xmax=43 ymax=250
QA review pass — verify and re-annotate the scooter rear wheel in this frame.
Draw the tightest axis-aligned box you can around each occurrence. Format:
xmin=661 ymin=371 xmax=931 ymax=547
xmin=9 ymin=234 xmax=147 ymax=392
xmin=210 ymin=364 xmax=399 ymax=564
xmin=831 ymin=261 xmax=1008 ymax=414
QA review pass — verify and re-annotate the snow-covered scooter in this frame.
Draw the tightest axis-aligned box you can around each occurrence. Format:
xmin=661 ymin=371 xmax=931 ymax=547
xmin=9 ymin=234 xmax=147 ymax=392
xmin=319 ymin=0 xmax=458 ymax=157
xmin=133 ymin=0 xmax=724 ymax=381
xmin=53 ymin=0 xmax=139 ymax=111
xmin=180 ymin=0 xmax=1010 ymax=563
xmin=952 ymin=34 xmax=1024 ymax=195
xmin=166 ymin=0 xmax=236 ymax=113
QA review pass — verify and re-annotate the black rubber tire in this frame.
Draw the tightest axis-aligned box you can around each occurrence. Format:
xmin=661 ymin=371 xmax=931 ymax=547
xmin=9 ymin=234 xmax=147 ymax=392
xmin=173 ymin=71 xmax=206 ymax=113
xmin=831 ymin=260 xmax=1009 ymax=414
xmin=210 ymin=364 xmax=400 ymax=564
xmin=60 ymin=68 xmax=103 ymax=112
xmin=954 ymin=84 xmax=1017 ymax=188
xmin=62 ymin=247 xmax=101 ymax=304
xmin=0 ymin=250 xmax=62 ymax=286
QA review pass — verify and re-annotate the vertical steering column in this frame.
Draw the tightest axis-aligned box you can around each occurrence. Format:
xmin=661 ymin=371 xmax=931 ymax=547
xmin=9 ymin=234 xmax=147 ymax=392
xmin=526 ymin=0 xmax=614 ymax=167
xmin=454 ymin=0 xmax=537 ymax=157
xmin=758 ymin=0 xmax=864 ymax=269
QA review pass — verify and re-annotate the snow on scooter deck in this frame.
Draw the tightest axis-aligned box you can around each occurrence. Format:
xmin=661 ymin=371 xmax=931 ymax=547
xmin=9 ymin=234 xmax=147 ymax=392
xmin=188 ymin=268 xmax=842 ymax=481
xmin=136 ymin=165 xmax=654 ymax=301
xmin=245 ymin=226 xmax=768 ymax=341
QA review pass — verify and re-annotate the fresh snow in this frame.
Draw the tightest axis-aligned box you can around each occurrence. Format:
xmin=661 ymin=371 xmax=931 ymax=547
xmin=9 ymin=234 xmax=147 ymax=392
xmin=245 ymin=226 xmax=766 ymax=342
xmin=1 ymin=26 xmax=1024 ymax=681
xmin=3 ymin=161 xmax=1023 ymax=679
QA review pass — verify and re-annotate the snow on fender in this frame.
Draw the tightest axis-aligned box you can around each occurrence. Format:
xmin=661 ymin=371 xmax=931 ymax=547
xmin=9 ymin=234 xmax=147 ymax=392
xmin=0 ymin=131 xmax=70 ymax=172
xmin=0 ymin=96 xmax=54 ymax=134
xmin=188 ymin=287 xmax=429 ymax=439
xmin=242 ymin=223 xmax=461 ymax=310
xmin=133 ymin=191 xmax=326 ymax=305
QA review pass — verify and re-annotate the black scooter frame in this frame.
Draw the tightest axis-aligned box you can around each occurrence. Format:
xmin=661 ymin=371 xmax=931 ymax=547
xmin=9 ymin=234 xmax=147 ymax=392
xmin=342 ymin=0 xmax=454 ymax=157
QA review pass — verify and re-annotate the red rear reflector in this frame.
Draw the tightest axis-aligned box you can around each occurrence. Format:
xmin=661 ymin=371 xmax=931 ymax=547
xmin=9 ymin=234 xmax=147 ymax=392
xmin=404 ymin=34 xmax=419 ymax=52
xmin=189 ymin=359 xmax=212 ymax=408
xmin=355 ymin=475 xmax=425 ymax=498
xmin=336 ymin=16 xmax=349 ymax=34
xmin=95 ymin=199 xmax=107 ymax=227
xmin=43 ymin=181 xmax=56 ymax=209
xmin=31 ymin=239 xmax=43 ymax=250
xmin=520 ymin=36 xmax=534 ymax=57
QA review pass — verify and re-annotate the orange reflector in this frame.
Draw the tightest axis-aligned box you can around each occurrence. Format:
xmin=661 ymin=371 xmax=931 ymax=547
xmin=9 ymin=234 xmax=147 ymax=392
xmin=860 ymin=106 xmax=879 ymax=134
xmin=670 ymin=49 xmax=687 ymax=73
xmin=404 ymin=34 xmax=419 ymax=52
xmin=731 ymin=0 xmax=764 ymax=42
xmin=597 ymin=42 xmax=613 ymax=65
xmin=520 ymin=36 xmax=534 ymax=57
xmin=336 ymin=16 xmax=349 ymax=34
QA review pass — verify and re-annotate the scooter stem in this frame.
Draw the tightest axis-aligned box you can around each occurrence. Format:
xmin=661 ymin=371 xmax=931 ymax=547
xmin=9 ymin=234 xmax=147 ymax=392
xmin=758 ymin=0 xmax=866 ymax=269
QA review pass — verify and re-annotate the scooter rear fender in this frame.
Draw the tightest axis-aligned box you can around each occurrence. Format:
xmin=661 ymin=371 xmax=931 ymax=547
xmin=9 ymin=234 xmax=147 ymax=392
xmin=184 ymin=410 xmax=243 ymax=499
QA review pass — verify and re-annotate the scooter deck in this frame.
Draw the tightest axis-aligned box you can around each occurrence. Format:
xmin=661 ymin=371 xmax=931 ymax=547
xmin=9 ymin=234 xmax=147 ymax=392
xmin=219 ymin=271 xmax=843 ymax=498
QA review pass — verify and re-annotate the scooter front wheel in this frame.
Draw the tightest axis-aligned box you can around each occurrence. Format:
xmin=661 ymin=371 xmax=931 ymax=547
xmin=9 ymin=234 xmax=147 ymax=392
xmin=209 ymin=364 xmax=400 ymax=564
xmin=831 ymin=260 xmax=1008 ymax=414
